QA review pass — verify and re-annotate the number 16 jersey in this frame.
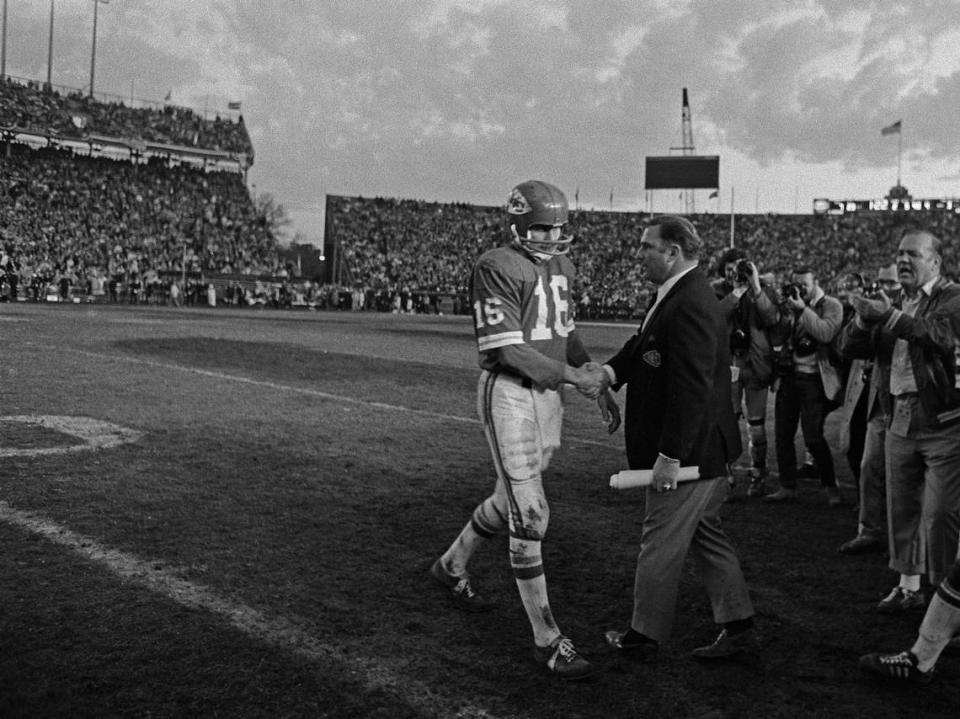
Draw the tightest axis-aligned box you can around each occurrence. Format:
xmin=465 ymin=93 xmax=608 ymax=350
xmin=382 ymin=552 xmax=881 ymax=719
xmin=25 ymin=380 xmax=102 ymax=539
xmin=471 ymin=245 xmax=577 ymax=373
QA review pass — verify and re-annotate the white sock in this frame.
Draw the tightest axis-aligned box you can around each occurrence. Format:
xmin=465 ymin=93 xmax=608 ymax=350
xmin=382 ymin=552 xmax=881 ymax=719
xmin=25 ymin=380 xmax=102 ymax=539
xmin=899 ymin=574 xmax=921 ymax=593
xmin=440 ymin=521 xmax=485 ymax=578
xmin=911 ymin=594 xmax=960 ymax=672
xmin=509 ymin=537 xmax=560 ymax=647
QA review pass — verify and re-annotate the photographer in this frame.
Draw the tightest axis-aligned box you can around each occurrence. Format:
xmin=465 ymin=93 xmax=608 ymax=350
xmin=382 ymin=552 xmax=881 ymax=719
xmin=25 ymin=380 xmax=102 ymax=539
xmin=715 ymin=248 xmax=780 ymax=497
xmin=765 ymin=266 xmax=845 ymax=506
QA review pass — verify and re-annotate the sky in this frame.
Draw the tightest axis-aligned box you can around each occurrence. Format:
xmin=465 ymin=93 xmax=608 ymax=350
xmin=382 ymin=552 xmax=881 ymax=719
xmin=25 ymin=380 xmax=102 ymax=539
xmin=4 ymin=0 xmax=960 ymax=244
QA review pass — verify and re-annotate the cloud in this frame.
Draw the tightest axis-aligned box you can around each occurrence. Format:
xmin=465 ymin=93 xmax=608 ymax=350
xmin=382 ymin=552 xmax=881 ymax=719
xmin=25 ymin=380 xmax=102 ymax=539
xmin=6 ymin=0 xmax=960 ymax=236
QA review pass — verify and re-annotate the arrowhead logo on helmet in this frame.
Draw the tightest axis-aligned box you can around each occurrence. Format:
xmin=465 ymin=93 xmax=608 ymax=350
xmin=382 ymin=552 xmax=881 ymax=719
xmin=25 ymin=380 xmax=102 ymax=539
xmin=506 ymin=180 xmax=573 ymax=259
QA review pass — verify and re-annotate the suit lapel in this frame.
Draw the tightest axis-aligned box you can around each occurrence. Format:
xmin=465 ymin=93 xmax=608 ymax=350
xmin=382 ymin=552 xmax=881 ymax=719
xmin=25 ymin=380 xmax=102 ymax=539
xmin=638 ymin=268 xmax=700 ymax=345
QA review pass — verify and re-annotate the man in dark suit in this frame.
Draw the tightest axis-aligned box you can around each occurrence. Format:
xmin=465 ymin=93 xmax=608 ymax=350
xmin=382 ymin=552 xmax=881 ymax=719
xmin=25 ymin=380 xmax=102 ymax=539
xmin=599 ymin=215 xmax=759 ymax=660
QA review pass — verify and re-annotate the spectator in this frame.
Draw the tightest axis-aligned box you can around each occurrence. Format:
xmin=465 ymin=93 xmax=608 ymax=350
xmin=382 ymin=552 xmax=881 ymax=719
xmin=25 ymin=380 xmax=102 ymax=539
xmin=841 ymin=228 xmax=960 ymax=613
xmin=837 ymin=264 xmax=901 ymax=555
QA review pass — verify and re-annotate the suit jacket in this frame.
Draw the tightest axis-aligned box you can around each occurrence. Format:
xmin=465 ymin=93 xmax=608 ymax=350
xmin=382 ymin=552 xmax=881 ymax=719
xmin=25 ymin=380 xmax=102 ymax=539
xmin=606 ymin=267 xmax=741 ymax=477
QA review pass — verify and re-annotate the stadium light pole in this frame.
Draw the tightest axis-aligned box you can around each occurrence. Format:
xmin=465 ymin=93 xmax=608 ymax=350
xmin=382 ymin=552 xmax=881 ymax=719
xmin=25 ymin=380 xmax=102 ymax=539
xmin=2 ymin=0 xmax=7 ymax=80
xmin=46 ymin=0 xmax=54 ymax=89
xmin=89 ymin=0 xmax=109 ymax=98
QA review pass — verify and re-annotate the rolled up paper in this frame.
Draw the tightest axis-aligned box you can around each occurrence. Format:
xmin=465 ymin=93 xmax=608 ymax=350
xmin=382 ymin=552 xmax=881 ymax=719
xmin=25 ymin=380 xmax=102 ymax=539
xmin=609 ymin=466 xmax=700 ymax=490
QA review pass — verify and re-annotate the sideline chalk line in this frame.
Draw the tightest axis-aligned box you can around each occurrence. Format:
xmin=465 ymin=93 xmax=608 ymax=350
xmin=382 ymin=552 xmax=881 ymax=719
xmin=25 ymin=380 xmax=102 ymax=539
xmin=38 ymin=344 xmax=612 ymax=449
xmin=0 ymin=499 xmax=506 ymax=719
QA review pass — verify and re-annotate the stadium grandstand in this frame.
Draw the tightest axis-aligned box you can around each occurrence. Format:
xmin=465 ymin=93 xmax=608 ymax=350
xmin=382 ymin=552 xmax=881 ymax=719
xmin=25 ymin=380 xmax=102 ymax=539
xmin=321 ymin=193 xmax=960 ymax=319
xmin=0 ymin=75 xmax=285 ymax=305
xmin=4 ymin=75 xmax=960 ymax=319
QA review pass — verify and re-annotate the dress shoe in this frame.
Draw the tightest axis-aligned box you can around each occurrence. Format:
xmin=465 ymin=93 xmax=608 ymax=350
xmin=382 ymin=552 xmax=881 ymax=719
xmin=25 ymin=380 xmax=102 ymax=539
xmin=838 ymin=534 xmax=884 ymax=555
xmin=691 ymin=628 xmax=761 ymax=659
xmin=877 ymin=586 xmax=926 ymax=614
xmin=746 ymin=477 xmax=766 ymax=498
xmin=763 ymin=488 xmax=797 ymax=503
xmin=604 ymin=630 xmax=659 ymax=659
xmin=797 ymin=462 xmax=819 ymax=480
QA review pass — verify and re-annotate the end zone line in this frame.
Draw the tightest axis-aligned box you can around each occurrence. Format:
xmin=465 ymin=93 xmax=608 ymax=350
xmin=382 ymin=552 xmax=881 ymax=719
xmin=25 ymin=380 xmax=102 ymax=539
xmin=0 ymin=500 xmax=502 ymax=719
xmin=43 ymin=345 xmax=611 ymax=448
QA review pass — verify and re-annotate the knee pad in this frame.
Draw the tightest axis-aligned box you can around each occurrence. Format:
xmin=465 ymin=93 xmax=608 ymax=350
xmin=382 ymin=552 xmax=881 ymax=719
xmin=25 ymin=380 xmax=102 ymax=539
xmin=507 ymin=480 xmax=549 ymax=542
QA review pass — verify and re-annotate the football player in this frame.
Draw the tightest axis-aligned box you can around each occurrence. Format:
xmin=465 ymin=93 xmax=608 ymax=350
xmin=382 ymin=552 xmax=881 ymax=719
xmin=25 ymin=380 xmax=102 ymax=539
xmin=430 ymin=180 xmax=619 ymax=681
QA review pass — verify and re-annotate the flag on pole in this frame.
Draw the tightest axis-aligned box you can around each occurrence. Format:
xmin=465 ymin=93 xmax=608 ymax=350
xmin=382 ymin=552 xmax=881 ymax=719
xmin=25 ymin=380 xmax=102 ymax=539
xmin=228 ymin=101 xmax=242 ymax=110
xmin=164 ymin=89 xmax=172 ymax=102
xmin=881 ymin=120 xmax=901 ymax=136
xmin=574 ymin=185 xmax=579 ymax=208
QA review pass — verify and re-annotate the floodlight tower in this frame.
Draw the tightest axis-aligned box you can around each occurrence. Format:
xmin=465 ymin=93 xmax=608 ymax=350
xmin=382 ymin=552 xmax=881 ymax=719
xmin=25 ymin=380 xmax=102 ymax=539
xmin=681 ymin=89 xmax=696 ymax=213
xmin=670 ymin=88 xmax=697 ymax=213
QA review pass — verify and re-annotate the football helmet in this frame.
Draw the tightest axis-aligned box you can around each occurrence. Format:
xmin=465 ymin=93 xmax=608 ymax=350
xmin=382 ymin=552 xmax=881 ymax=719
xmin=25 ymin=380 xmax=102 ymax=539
xmin=506 ymin=180 xmax=572 ymax=258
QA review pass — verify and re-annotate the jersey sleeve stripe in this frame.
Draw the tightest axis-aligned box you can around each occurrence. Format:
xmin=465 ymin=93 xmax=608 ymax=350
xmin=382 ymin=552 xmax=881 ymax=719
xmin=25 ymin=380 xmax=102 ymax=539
xmin=477 ymin=331 xmax=524 ymax=351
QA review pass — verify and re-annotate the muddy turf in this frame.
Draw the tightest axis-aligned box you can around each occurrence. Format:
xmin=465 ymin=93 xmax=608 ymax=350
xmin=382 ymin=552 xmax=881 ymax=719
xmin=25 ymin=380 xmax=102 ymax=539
xmin=0 ymin=303 xmax=957 ymax=718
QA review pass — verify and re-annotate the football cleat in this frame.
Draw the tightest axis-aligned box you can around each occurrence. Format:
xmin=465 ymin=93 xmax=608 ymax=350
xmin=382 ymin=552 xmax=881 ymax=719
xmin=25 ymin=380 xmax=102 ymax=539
xmin=859 ymin=651 xmax=934 ymax=685
xmin=533 ymin=636 xmax=598 ymax=680
xmin=429 ymin=559 xmax=494 ymax=613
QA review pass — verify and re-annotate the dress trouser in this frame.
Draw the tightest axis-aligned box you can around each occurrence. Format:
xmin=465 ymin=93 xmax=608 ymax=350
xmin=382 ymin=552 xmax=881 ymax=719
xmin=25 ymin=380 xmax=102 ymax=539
xmin=857 ymin=409 xmax=887 ymax=540
xmin=631 ymin=477 xmax=754 ymax=642
xmin=885 ymin=397 xmax=960 ymax=585
xmin=774 ymin=371 xmax=837 ymax=490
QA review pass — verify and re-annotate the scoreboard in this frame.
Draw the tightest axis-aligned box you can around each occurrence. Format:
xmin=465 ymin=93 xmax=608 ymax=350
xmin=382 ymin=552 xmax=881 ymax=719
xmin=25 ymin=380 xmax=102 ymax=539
xmin=813 ymin=197 xmax=960 ymax=215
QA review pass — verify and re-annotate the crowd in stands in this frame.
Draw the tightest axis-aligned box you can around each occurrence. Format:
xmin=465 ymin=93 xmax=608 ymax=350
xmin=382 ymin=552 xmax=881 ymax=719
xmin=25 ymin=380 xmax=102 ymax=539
xmin=327 ymin=195 xmax=960 ymax=319
xmin=0 ymin=143 xmax=280 ymax=298
xmin=1 ymin=77 xmax=252 ymax=157
xmin=3 ymin=72 xmax=959 ymax=321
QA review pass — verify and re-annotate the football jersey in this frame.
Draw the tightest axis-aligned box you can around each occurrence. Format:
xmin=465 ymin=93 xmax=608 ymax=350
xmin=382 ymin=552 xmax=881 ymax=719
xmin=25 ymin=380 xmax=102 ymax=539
xmin=471 ymin=245 xmax=577 ymax=372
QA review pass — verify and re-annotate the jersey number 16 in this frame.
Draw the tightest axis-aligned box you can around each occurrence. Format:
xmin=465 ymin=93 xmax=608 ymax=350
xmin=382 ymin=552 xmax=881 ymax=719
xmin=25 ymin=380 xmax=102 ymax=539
xmin=474 ymin=274 xmax=570 ymax=340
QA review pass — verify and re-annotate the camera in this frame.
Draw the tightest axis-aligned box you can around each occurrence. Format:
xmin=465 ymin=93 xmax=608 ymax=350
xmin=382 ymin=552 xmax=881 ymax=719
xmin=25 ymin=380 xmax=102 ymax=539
xmin=734 ymin=259 xmax=752 ymax=284
xmin=862 ymin=281 xmax=883 ymax=300
xmin=730 ymin=327 xmax=750 ymax=352
xmin=794 ymin=335 xmax=817 ymax=358
xmin=780 ymin=283 xmax=801 ymax=303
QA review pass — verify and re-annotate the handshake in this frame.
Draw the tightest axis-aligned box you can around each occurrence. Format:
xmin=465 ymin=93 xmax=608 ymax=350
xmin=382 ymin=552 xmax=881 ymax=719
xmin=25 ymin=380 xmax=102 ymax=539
xmin=568 ymin=361 xmax=610 ymax=399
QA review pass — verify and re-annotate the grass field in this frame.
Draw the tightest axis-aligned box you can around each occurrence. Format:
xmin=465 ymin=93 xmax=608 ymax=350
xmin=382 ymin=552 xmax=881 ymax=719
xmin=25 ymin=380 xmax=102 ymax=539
xmin=1 ymin=303 xmax=957 ymax=718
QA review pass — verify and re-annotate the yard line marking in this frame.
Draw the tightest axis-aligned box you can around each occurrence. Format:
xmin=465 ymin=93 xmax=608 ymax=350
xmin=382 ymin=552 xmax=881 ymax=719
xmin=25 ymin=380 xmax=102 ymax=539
xmin=39 ymin=345 xmax=612 ymax=448
xmin=0 ymin=415 xmax=142 ymax=457
xmin=0 ymin=500 xmax=504 ymax=719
